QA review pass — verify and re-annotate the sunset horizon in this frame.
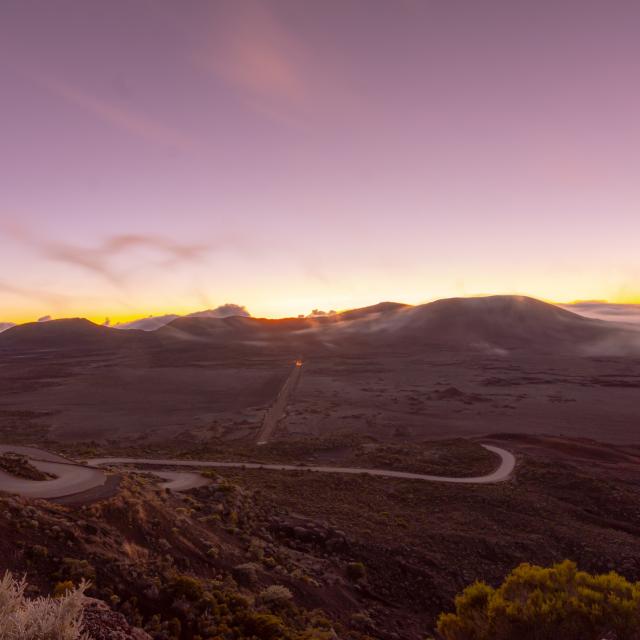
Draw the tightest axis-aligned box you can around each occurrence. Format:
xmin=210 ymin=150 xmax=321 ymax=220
xmin=3 ymin=1 xmax=640 ymax=326
xmin=2 ymin=290 xmax=640 ymax=328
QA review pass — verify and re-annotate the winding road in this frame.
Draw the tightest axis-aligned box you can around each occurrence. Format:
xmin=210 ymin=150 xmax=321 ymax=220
xmin=0 ymin=443 xmax=515 ymax=500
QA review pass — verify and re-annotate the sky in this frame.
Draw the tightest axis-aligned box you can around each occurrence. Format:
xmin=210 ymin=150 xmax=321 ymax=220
xmin=1 ymin=0 xmax=639 ymax=324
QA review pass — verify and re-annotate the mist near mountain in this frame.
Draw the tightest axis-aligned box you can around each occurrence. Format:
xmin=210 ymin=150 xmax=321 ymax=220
xmin=113 ymin=314 xmax=181 ymax=331
xmin=563 ymin=302 xmax=640 ymax=326
xmin=3 ymin=295 xmax=637 ymax=359
xmin=1 ymin=294 xmax=639 ymax=449
xmin=114 ymin=303 xmax=251 ymax=330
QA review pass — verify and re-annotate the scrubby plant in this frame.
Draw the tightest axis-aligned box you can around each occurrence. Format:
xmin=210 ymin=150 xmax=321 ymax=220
xmin=0 ymin=572 xmax=89 ymax=640
xmin=59 ymin=558 xmax=96 ymax=583
xmin=259 ymin=584 xmax=293 ymax=608
xmin=241 ymin=612 xmax=285 ymax=639
xmin=437 ymin=559 xmax=640 ymax=640
xmin=233 ymin=562 xmax=260 ymax=586
xmin=52 ymin=581 xmax=75 ymax=598
xmin=166 ymin=574 xmax=206 ymax=601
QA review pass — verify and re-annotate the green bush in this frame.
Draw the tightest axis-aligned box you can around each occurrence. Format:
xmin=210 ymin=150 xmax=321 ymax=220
xmin=437 ymin=560 xmax=640 ymax=640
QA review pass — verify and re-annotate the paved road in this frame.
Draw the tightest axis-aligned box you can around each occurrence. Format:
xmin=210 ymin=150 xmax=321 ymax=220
xmin=0 ymin=444 xmax=75 ymax=464
xmin=256 ymin=360 xmax=303 ymax=445
xmin=0 ymin=444 xmax=107 ymax=499
xmin=148 ymin=470 xmax=212 ymax=491
xmin=89 ymin=444 xmax=515 ymax=485
xmin=0 ymin=463 xmax=106 ymax=499
xmin=0 ymin=443 xmax=515 ymax=499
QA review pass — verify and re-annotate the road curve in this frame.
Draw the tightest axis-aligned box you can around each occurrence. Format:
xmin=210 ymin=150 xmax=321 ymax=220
xmin=89 ymin=444 xmax=515 ymax=485
xmin=0 ymin=444 xmax=108 ymax=498
xmin=0 ymin=460 xmax=106 ymax=499
xmin=0 ymin=444 xmax=515 ymax=499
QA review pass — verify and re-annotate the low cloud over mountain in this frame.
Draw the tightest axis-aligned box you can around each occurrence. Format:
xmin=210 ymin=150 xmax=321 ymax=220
xmin=562 ymin=302 xmax=640 ymax=327
xmin=187 ymin=304 xmax=250 ymax=319
xmin=115 ymin=304 xmax=251 ymax=331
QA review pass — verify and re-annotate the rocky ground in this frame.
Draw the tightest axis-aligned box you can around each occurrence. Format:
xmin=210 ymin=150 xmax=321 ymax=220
xmin=82 ymin=598 xmax=152 ymax=640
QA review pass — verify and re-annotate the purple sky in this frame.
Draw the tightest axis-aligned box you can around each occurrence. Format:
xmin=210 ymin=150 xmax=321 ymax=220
xmin=1 ymin=0 xmax=639 ymax=323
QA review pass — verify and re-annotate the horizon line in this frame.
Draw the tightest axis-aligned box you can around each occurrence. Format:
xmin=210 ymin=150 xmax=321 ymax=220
xmin=3 ymin=294 xmax=640 ymax=327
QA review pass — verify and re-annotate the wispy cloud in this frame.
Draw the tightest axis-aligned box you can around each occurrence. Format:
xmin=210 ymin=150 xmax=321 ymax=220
xmin=40 ymin=76 xmax=194 ymax=150
xmin=0 ymin=278 xmax=69 ymax=308
xmin=194 ymin=1 xmax=356 ymax=124
xmin=5 ymin=225 xmax=210 ymax=285
xmin=196 ymin=1 xmax=302 ymax=106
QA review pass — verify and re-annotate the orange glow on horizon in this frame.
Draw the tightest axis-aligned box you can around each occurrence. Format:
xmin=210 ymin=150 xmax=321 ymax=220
xmin=3 ymin=290 xmax=640 ymax=327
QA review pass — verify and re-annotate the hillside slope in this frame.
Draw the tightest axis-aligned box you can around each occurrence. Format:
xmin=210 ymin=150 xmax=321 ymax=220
xmin=0 ymin=318 xmax=156 ymax=353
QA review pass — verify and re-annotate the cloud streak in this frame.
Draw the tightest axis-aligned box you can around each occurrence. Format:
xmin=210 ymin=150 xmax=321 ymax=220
xmin=0 ymin=278 xmax=70 ymax=308
xmin=194 ymin=0 xmax=356 ymax=125
xmin=196 ymin=1 xmax=303 ymax=107
xmin=40 ymin=77 xmax=194 ymax=151
xmin=5 ymin=225 xmax=210 ymax=286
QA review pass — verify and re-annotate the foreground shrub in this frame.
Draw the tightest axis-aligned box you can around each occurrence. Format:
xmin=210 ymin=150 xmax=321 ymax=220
xmin=437 ymin=560 xmax=640 ymax=640
xmin=0 ymin=572 xmax=89 ymax=640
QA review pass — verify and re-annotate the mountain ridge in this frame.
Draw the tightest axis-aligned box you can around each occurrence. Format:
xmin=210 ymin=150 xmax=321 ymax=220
xmin=1 ymin=295 xmax=635 ymax=355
